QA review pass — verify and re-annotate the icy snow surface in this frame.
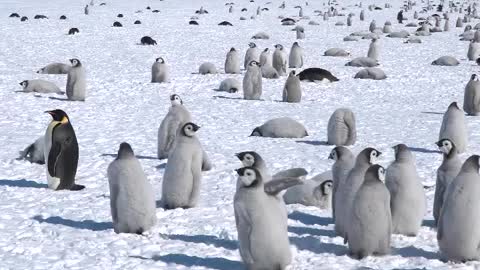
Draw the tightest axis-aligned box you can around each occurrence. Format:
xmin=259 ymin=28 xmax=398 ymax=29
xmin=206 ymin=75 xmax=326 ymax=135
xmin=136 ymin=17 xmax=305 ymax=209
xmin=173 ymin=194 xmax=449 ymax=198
xmin=1 ymin=0 xmax=480 ymax=269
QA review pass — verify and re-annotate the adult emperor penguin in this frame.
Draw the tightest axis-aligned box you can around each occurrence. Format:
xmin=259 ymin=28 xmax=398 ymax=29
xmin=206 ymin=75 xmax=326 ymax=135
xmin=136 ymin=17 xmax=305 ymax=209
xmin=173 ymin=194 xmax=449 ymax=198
xmin=327 ymin=108 xmax=356 ymax=146
xmin=157 ymin=94 xmax=192 ymax=160
xmin=439 ymin=102 xmax=467 ymax=153
xmin=345 ymin=164 xmax=392 ymax=259
xmin=367 ymin=38 xmax=380 ymax=61
xmin=243 ymin=60 xmax=262 ymax=100
xmin=244 ymin=42 xmax=260 ymax=69
xmin=433 ymin=139 xmax=461 ymax=226
xmin=288 ymin=42 xmax=304 ymax=69
xmin=151 ymin=57 xmax=170 ymax=83
xmin=335 ymin=147 xmax=381 ymax=238
xmin=438 ymin=155 xmax=480 ymax=262
xmin=282 ymin=71 xmax=302 ymax=103
xmin=329 ymin=146 xmax=355 ymax=222
xmin=108 ymin=142 xmax=156 ymax=234
xmin=161 ymin=122 xmax=211 ymax=209
xmin=464 ymin=74 xmax=480 ymax=116
xmin=272 ymin=44 xmax=287 ymax=76
xmin=385 ymin=144 xmax=426 ymax=236
xmin=225 ymin=47 xmax=241 ymax=74
xmin=234 ymin=167 xmax=292 ymax=270
xmin=66 ymin=58 xmax=86 ymax=101
xmin=44 ymin=109 xmax=84 ymax=191
xmin=467 ymin=40 xmax=480 ymax=61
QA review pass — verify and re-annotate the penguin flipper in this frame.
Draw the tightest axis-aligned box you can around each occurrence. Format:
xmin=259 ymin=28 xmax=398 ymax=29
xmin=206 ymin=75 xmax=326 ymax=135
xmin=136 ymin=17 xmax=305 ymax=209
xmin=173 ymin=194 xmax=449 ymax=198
xmin=48 ymin=141 xmax=62 ymax=177
xmin=272 ymin=168 xmax=308 ymax=180
xmin=201 ymin=150 xmax=212 ymax=171
xmin=234 ymin=201 xmax=255 ymax=264
xmin=264 ymin=177 xmax=304 ymax=196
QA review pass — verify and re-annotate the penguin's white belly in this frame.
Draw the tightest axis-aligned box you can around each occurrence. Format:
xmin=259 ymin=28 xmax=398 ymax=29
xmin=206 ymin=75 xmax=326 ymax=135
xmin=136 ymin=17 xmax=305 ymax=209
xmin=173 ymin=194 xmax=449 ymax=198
xmin=44 ymin=122 xmax=61 ymax=190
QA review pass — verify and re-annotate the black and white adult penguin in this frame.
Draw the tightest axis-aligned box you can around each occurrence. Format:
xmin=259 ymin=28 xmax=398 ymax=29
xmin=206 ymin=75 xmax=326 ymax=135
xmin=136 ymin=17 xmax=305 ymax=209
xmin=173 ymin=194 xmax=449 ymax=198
xmin=44 ymin=109 xmax=85 ymax=191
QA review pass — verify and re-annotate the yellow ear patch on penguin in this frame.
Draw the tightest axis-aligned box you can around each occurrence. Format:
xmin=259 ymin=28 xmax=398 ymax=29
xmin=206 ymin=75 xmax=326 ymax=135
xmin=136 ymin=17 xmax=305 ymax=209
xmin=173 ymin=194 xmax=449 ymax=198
xmin=61 ymin=116 xmax=69 ymax=124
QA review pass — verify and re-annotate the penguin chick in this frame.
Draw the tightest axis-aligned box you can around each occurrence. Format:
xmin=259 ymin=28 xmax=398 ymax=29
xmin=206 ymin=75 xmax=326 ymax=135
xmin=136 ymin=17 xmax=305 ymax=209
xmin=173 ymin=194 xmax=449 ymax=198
xmin=282 ymin=70 xmax=302 ymax=103
xmin=345 ymin=164 xmax=392 ymax=259
xmin=272 ymin=44 xmax=288 ymax=76
xmin=225 ymin=47 xmax=241 ymax=74
xmin=244 ymin=42 xmax=260 ymax=70
xmin=327 ymin=108 xmax=356 ymax=146
xmin=157 ymin=94 xmax=192 ymax=160
xmin=259 ymin=48 xmax=272 ymax=67
xmin=36 ymin=63 xmax=71 ymax=74
xmin=18 ymin=80 xmax=63 ymax=94
xmin=367 ymin=38 xmax=380 ymax=60
xmin=468 ymin=40 xmax=480 ymax=61
xmin=385 ymin=144 xmax=426 ymax=236
xmin=251 ymin=117 xmax=308 ymax=138
xmin=329 ymin=146 xmax=355 ymax=222
xmin=108 ymin=143 xmax=156 ymax=234
xmin=151 ymin=57 xmax=170 ymax=83
xmin=243 ymin=60 xmax=262 ymax=100
xmin=18 ymin=136 xmax=45 ymax=164
xmin=288 ymin=42 xmax=304 ymax=68
xmin=66 ymin=58 xmax=86 ymax=101
xmin=433 ymin=139 xmax=461 ymax=226
xmin=463 ymin=74 xmax=480 ymax=116
xmin=439 ymin=102 xmax=467 ymax=153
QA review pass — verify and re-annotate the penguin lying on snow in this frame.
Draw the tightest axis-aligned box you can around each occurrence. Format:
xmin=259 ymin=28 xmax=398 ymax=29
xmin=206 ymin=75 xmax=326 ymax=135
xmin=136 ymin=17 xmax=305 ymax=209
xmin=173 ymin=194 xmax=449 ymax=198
xmin=140 ymin=36 xmax=157 ymax=45
xmin=34 ymin=15 xmax=48 ymax=19
xmin=354 ymin=68 xmax=387 ymax=80
xmin=324 ymin=48 xmax=350 ymax=57
xmin=9 ymin=13 xmax=20 ymax=18
xmin=68 ymin=28 xmax=80 ymax=35
xmin=199 ymin=62 xmax=217 ymax=74
xmin=432 ymin=56 xmax=460 ymax=66
xmin=18 ymin=136 xmax=45 ymax=164
xmin=113 ymin=21 xmax=122 ymax=27
xmin=37 ymin=63 xmax=71 ymax=74
xmin=283 ymin=171 xmax=333 ymax=208
xmin=297 ymin=68 xmax=339 ymax=82
xmin=251 ymin=32 xmax=270 ymax=39
xmin=218 ymin=21 xmax=233 ymax=26
xmin=346 ymin=57 xmax=379 ymax=67
xmin=18 ymin=80 xmax=64 ymax=94
xmin=217 ymin=78 xmax=240 ymax=93
xmin=251 ymin=117 xmax=308 ymax=138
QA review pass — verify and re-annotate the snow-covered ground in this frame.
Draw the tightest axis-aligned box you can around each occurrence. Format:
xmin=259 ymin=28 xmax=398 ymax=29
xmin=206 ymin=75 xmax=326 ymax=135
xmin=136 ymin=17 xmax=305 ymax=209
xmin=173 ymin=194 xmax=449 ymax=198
xmin=1 ymin=0 xmax=480 ymax=269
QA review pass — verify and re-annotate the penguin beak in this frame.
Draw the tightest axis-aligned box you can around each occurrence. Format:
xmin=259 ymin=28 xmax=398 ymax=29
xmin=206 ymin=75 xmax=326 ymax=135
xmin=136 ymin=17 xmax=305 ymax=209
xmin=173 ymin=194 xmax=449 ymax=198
xmin=19 ymin=82 xmax=23 ymax=86
xmin=435 ymin=141 xmax=442 ymax=147
xmin=377 ymin=151 xmax=382 ymax=156
xmin=44 ymin=110 xmax=53 ymax=115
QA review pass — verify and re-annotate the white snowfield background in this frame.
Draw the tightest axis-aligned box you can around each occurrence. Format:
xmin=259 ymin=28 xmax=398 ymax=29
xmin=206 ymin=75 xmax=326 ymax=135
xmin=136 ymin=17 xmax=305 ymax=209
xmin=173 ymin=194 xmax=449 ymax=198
xmin=0 ymin=0 xmax=479 ymax=269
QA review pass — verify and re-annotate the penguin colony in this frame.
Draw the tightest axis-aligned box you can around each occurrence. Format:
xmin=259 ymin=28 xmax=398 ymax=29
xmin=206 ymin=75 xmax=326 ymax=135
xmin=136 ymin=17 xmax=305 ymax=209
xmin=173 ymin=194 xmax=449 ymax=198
xmin=8 ymin=0 xmax=480 ymax=268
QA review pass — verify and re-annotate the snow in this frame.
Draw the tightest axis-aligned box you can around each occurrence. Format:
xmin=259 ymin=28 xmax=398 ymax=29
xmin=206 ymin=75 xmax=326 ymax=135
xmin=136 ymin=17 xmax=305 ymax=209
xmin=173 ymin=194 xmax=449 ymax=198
xmin=1 ymin=0 xmax=480 ymax=269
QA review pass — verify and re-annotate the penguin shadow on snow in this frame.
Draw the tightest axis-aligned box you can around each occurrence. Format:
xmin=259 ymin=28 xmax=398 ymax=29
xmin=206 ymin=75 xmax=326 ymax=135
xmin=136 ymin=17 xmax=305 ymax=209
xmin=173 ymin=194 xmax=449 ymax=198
xmin=0 ymin=179 xmax=48 ymax=189
xmin=162 ymin=233 xmax=238 ymax=250
xmin=288 ymin=225 xmax=336 ymax=237
xmin=100 ymin=153 xmax=158 ymax=160
xmin=48 ymin=97 xmax=75 ymax=101
xmin=33 ymin=215 xmax=113 ymax=231
xmin=155 ymin=163 xmax=167 ymax=170
xmin=295 ymin=140 xmax=329 ymax=146
xmin=290 ymin=235 xmax=347 ymax=256
xmin=420 ymin=111 xmax=444 ymax=115
xmin=130 ymin=254 xmax=243 ymax=270
xmin=288 ymin=211 xmax=333 ymax=226
xmin=393 ymin=245 xmax=440 ymax=260
xmin=421 ymin=219 xmax=436 ymax=228
xmin=212 ymin=95 xmax=261 ymax=101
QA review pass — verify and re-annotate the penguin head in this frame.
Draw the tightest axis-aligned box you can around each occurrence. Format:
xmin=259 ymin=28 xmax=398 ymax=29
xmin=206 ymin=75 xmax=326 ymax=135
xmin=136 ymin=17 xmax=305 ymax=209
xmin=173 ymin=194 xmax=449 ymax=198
xmin=392 ymin=143 xmax=410 ymax=160
xmin=36 ymin=68 xmax=44 ymax=74
xmin=328 ymin=148 xmax=338 ymax=160
xmin=19 ymin=80 xmax=28 ymax=87
xmin=289 ymin=70 xmax=296 ymax=76
xmin=319 ymin=180 xmax=333 ymax=196
xmin=229 ymin=47 xmax=236 ymax=52
xmin=359 ymin=147 xmax=381 ymax=165
xmin=45 ymin=109 xmax=69 ymax=123
xmin=274 ymin=44 xmax=284 ymax=50
xmin=235 ymin=151 xmax=261 ymax=167
xmin=236 ymin=166 xmax=261 ymax=187
xmin=436 ymin=139 xmax=456 ymax=155
xmin=170 ymin=94 xmax=183 ymax=105
xmin=263 ymin=48 xmax=269 ymax=52
xmin=117 ymin=142 xmax=135 ymax=159
xmin=471 ymin=74 xmax=478 ymax=81
xmin=293 ymin=42 xmax=299 ymax=47
xmin=248 ymin=42 xmax=256 ymax=48
xmin=69 ymin=58 xmax=81 ymax=67
xmin=182 ymin=122 xmax=200 ymax=137
xmin=448 ymin=101 xmax=459 ymax=110
xmin=156 ymin=57 xmax=165 ymax=63
xmin=250 ymin=127 xmax=262 ymax=136
xmin=248 ymin=60 xmax=259 ymax=68
xmin=365 ymin=164 xmax=386 ymax=183
xmin=461 ymin=155 xmax=480 ymax=173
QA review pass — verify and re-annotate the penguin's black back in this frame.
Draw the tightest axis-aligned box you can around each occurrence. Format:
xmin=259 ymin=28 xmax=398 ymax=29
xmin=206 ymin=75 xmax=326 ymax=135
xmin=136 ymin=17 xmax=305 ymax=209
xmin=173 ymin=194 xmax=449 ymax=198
xmin=48 ymin=122 xmax=79 ymax=190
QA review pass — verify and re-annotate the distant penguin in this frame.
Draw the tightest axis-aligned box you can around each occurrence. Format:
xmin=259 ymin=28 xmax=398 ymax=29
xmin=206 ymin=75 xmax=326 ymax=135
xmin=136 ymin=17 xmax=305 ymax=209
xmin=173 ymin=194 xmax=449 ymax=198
xmin=369 ymin=20 xmax=376 ymax=32
xmin=251 ymin=117 xmax=308 ymax=138
xmin=367 ymin=38 xmax=380 ymax=60
xmin=37 ymin=63 xmax=71 ymax=74
xmin=329 ymin=146 xmax=355 ymax=222
xmin=272 ymin=44 xmax=287 ymax=76
xmin=385 ymin=144 xmax=426 ymax=236
xmin=345 ymin=165 xmax=392 ymax=259
xmin=66 ymin=58 xmax=86 ymax=101
xmin=252 ymin=32 xmax=270 ymax=39
xmin=218 ymin=78 xmax=241 ymax=93
xmin=335 ymin=148 xmax=381 ymax=238
xmin=444 ymin=18 xmax=450 ymax=31
xmin=282 ymin=71 xmax=302 ymax=103
xmin=324 ymin=48 xmax=350 ymax=57
xmin=297 ymin=68 xmax=339 ymax=82
xmin=18 ymin=136 xmax=45 ymax=164
xmin=439 ymin=102 xmax=467 ymax=153
xmin=354 ymin=67 xmax=387 ymax=80
xmin=456 ymin=17 xmax=463 ymax=27
xmin=360 ymin=10 xmax=365 ymax=21
xmin=234 ymin=167 xmax=292 ymax=270
xmin=347 ymin=14 xmax=353 ymax=26
xmin=18 ymin=80 xmax=63 ymax=94
xmin=44 ymin=110 xmax=84 ymax=191
xmin=21 ymin=16 xmax=28 ymax=21
xmin=84 ymin=5 xmax=89 ymax=15
xmin=113 ymin=21 xmax=122 ymax=27
xmin=225 ymin=47 xmax=241 ymax=74
xmin=68 ymin=28 xmax=79 ymax=35
xmin=433 ymin=139 xmax=461 ymax=227
xmin=296 ymin=26 xmax=305 ymax=39
xmin=288 ymin=42 xmax=304 ymax=68
xmin=438 ymin=155 xmax=480 ymax=262
xmin=468 ymin=40 xmax=480 ymax=61
xmin=431 ymin=56 xmax=459 ymax=66
xmin=383 ymin=21 xmax=393 ymax=33
xmin=199 ymin=62 xmax=217 ymax=74
xmin=151 ymin=57 xmax=170 ymax=83
xmin=327 ymin=108 xmax=356 ymax=146
xmin=108 ymin=143 xmax=156 ymax=234
xmin=414 ymin=11 xmax=418 ymax=19
xmin=259 ymin=48 xmax=272 ymax=67
xmin=157 ymin=94 xmax=191 ymax=160
xmin=140 ymin=36 xmax=157 ymax=45
xmin=464 ymin=74 xmax=480 ymax=115
xmin=161 ymin=122 xmax=212 ymax=209
xmin=243 ymin=60 xmax=262 ymax=100
xmin=397 ymin=10 xmax=404 ymax=23
xmin=261 ymin=64 xmax=279 ymax=79
xmin=244 ymin=42 xmax=260 ymax=69
xmin=346 ymin=57 xmax=379 ymax=67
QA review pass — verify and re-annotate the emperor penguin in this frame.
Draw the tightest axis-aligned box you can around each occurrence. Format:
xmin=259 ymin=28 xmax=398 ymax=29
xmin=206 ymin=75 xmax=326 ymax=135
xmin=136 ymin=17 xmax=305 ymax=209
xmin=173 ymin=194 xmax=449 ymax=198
xmin=456 ymin=17 xmax=463 ymax=28
xmin=157 ymin=94 xmax=192 ymax=159
xmin=369 ymin=20 xmax=376 ymax=32
xmin=66 ymin=58 xmax=86 ymax=101
xmin=44 ymin=109 xmax=85 ymax=191
xmin=18 ymin=136 xmax=45 ymax=164
xmin=385 ymin=144 xmax=426 ymax=236
xmin=251 ymin=117 xmax=308 ymax=138
xmin=464 ymin=74 xmax=480 ymax=116
xmin=335 ymin=147 xmax=381 ymax=238
xmin=37 ymin=63 xmax=71 ymax=74
xmin=288 ymin=42 xmax=304 ymax=69
xmin=327 ymin=108 xmax=356 ymax=146
xmin=329 ymin=146 xmax=355 ymax=222
xmin=84 ymin=4 xmax=89 ymax=15
xmin=367 ymin=38 xmax=380 ymax=61
xmin=439 ymin=102 xmax=467 ymax=153
xmin=438 ymin=155 xmax=480 ymax=262
xmin=282 ymin=71 xmax=302 ymax=103
xmin=383 ymin=21 xmax=392 ymax=33
xmin=225 ymin=47 xmax=241 ymax=74
xmin=18 ymin=80 xmax=63 ymax=94
xmin=234 ymin=166 xmax=293 ymax=269
xmin=161 ymin=122 xmax=211 ymax=209
xmin=243 ymin=60 xmax=262 ymax=100
xmin=108 ymin=143 xmax=156 ymax=234
xmin=235 ymin=151 xmax=271 ymax=184
xmin=259 ymin=48 xmax=272 ymax=67
xmin=244 ymin=42 xmax=260 ymax=69
xmin=261 ymin=64 xmax=279 ymax=79
xmin=345 ymin=165 xmax=392 ymax=259
xmin=296 ymin=26 xmax=305 ymax=39
xmin=151 ymin=57 xmax=170 ymax=83
xmin=433 ymin=139 xmax=461 ymax=227
xmin=444 ymin=18 xmax=450 ymax=31
xmin=272 ymin=44 xmax=287 ymax=76
xmin=347 ymin=14 xmax=353 ymax=26
xmin=468 ymin=40 xmax=480 ymax=61
xmin=360 ymin=10 xmax=365 ymax=21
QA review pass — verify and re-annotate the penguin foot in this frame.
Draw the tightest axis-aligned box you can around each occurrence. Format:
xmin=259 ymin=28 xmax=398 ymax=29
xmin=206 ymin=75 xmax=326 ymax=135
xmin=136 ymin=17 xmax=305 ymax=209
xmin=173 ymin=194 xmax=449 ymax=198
xmin=70 ymin=184 xmax=85 ymax=191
